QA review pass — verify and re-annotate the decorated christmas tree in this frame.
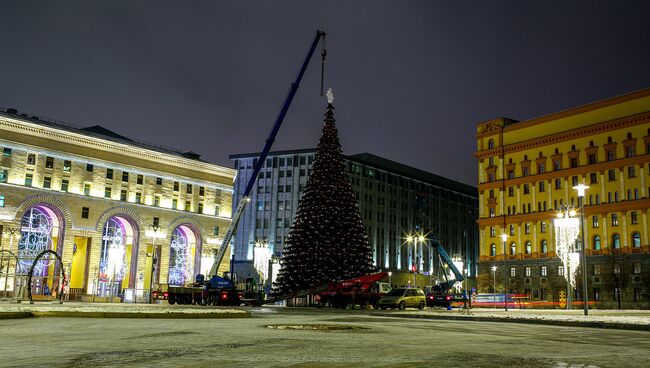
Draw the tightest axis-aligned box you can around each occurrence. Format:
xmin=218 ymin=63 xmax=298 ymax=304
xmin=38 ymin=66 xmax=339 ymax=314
xmin=272 ymin=90 xmax=375 ymax=296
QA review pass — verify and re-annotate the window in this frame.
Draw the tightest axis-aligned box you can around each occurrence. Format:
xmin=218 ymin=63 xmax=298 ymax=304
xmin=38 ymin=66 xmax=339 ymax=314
xmin=571 ymin=176 xmax=578 ymax=186
xmin=538 ymin=181 xmax=545 ymax=192
xmin=628 ymin=166 xmax=636 ymax=178
xmin=540 ymin=240 xmax=548 ymax=253
xmin=525 ymin=267 xmax=531 ymax=277
xmin=61 ymin=179 xmax=69 ymax=192
xmin=215 ymin=189 xmax=221 ymax=197
xmin=524 ymin=223 xmax=531 ymax=234
xmin=490 ymin=244 xmax=496 ymax=256
xmin=106 ymin=169 xmax=113 ymax=179
xmin=197 ymin=202 xmax=203 ymax=213
xmin=554 ymin=160 xmax=561 ymax=171
xmin=525 ymin=241 xmax=531 ymax=254
xmin=199 ymin=186 xmax=205 ymax=196
xmin=154 ymin=195 xmax=161 ymax=207
xmin=215 ymin=205 xmax=220 ymax=215
xmin=489 ymin=208 xmax=495 ymax=218
xmin=286 ymin=184 xmax=292 ymax=192
xmin=2 ymin=148 xmax=11 ymax=157
xmin=105 ymin=187 xmax=112 ymax=198
xmin=510 ymin=242 xmax=516 ymax=255
xmin=558 ymin=266 xmax=564 ymax=276
xmin=570 ymin=157 xmax=578 ymax=168
xmin=614 ymin=264 xmax=621 ymax=274
xmin=488 ymin=139 xmax=494 ymax=149
xmin=0 ymin=195 xmax=4 ymax=207
xmin=607 ymin=150 xmax=615 ymax=161
xmin=279 ymin=157 xmax=285 ymax=166
xmin=632 ymin=232 xmax=641 ymax=248
xmin=81 ymin=207 xmax=89 ymax=219
xmin=121 ymin=171 xmax=129 ymax=182
xmin=24 ymin=173 xmax=33 ymax=186
xmin=0 ymin=169 xmax=7 ymax=183
xmin=45 ymin=156 xmax=54 ymax=169
xmin=627 ymin=146 xmax=636 ymax=158
xmin=508 ymin=187 xmax=514 ymax=197
xmin=63 ymin=160 xmax=71 ymax=172
xmin=156 ymin=177 xmax=163 ymax=185
xmin=83 ymin=183 xmax=90 ymax=195
xmin=510 ymin=267 xmax=516 ymax=277
xmin=608 ymin=170 xmax=616 ymax=181
xmin=523 ymin=184 xmax=530 ymax=194
xmin=137 ymin=175 xmax=143 ymax=185
xmin=187 ymin=184 xmax=193 ymax=194
xmin=490 ymin=227 xmax=496 ymax=237
xmin=299 ymin=156 xmax=306 ymax=165
xmin=86 ymin=164 xmax=93 ymax=172
xmin=120 ymin=190 xmax=127 ymax=201
xmin=135 ymin=192 xmax=142 ymax=203
xmin=507 ymin=170 xmax=515 ymax=179
xmin=612 ymin=234 xmax=621 ymax=249
xmin=611 ymin=213 xmax=619 ymax=226
xmin=538 ymin=163 xmax=545 ymax=174
xmin=510 ymin=224 xmax=515 ymax=236
xmin=593 ymin=235 xmax=601 ymax=250
xmin=44 ymin=176 xmax=52 ymax=189
xmin=27 ymin=154 xmax=35 ymax=165
xmin=541 ymin=266 xmax=548 ymax=276
xmin=592 ymin=215 xmax=599 ymax=228
xmin=588 ymin=154 xmax=596 ymax=165
xmin=555 ymin=179 xmax=562 ymax=190
xmin=540 ymin=222 xmax=546 ymax=233
xmin=590 ymin=173 xmax=598 ymax=184
xmin=595 ymin=194 xmax=600 ymax=204
xmin=522 ymin=167 xmax=529 ymax=177
xmin=631 ymin=211 xmax=638 ymax=224
xmin=185 ymin=200 xmax=191 ymax=211
xmin=593 ymin=264 xmax=601 ymax=275
xmin=634 ymin=262 xmax=641 ymax=274
xmin=172 ymin=198 xmax=178 ymax=210
xmin=212 ymin=225 xmax=220 ymax=236
xmin=173 ymin=181 xmax=179 ymax=191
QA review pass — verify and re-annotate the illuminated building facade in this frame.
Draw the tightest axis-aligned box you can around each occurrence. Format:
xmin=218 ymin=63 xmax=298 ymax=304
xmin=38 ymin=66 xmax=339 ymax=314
xmin=0 ymin=108 xmax=234 ymax=301
xmin=230 ymin=150 xmax=478 ymax=287
xmin=476 ymin=88 xmax=650 ymax=307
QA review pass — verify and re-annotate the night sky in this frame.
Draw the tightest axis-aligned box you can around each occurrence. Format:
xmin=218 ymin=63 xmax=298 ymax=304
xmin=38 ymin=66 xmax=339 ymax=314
xmin=1 ymin=1 xmax=649 ymax=186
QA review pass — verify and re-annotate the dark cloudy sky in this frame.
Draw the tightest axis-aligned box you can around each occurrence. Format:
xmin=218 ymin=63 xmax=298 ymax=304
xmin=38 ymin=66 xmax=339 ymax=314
xmin=1 ymin=1 xmax=649 ymax=186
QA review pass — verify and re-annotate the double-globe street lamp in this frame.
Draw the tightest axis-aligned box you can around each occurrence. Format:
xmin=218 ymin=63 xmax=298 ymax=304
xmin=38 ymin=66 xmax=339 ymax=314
xmin=406 ymin=233 xmax=425 ymax=287
xmin=146 ymin=224 xmax=165 ymax=303
xmin=573 ymin=183 xmax=589 ymax=316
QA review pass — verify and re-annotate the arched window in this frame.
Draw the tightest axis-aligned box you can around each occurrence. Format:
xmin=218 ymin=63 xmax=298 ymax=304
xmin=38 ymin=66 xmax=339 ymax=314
xmin=510 ymin=242 xmax=516 ymax=255
xmin=168 ymin=226 xmax=199 ymax=286
xmin=490 ymin=244 xmax=496 ymax=257
xmin=488 ymin=139 xmax=495 ymax=149
xmin=612 ymin=234 xmax=621 ymax=249
xmin=540 ymin=240 xmax=548 ymax=254
xmin=593 ymin=235 xmax=601 ymax=250
xmin=632 ymin=232 xmax=641 ymax=248
xmin=525 ymin=241 xmax=532 ymax=254
xmin=98 ymin=216 xmax=137 ymax=297
xmin=18 ymin=206 xmax=60 ymax=275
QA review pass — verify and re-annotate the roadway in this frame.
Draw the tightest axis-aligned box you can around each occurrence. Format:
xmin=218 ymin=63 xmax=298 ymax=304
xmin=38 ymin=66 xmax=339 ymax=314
xmin=1 ymin=306 xmax=648 ymax=367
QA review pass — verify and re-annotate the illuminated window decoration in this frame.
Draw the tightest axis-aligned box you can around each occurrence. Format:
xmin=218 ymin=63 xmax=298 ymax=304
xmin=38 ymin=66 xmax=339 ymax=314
xmin=553 ymin=207 xmax=580 ymax=288
xmin=168 ymin=226 xmax=197 ymax=286
xmin=98 ymin=216 xmax=135 ymax=296
xmin=17 ymin=206 xmax=60 ymax=276
xmin=254 ymin=240 xmax=271 ymax=283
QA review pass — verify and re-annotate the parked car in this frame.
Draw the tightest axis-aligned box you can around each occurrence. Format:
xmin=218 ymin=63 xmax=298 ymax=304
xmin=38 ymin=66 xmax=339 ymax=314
xmin=377 ymin=288 xmax=426 ymax=310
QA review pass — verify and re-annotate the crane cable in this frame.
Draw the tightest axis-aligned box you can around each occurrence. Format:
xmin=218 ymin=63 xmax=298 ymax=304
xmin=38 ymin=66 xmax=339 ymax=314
xmin=320 ymin=34 xmax=327 ymax=96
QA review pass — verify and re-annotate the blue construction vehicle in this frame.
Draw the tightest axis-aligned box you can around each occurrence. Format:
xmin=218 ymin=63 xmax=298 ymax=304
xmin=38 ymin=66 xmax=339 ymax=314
xmin=426 ymin=238 xmax=466 ymax=308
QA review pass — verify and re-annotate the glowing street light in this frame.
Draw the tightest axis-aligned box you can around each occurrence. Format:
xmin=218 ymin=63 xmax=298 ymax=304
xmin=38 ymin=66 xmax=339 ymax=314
xmin=573 ymin=183 xmax=590 ymax=316
xmin=405 ymin=232 xmax=426 ymax=288
xmin=491 ymin=266 xmax=497 ymax=308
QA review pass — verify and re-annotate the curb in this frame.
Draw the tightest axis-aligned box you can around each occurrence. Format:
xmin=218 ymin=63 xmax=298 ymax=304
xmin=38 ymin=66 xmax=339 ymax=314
xmin=374 ymin=312 xmax=650 ymax=331
xmin=0 ymin=310 xmax=250 ymax=320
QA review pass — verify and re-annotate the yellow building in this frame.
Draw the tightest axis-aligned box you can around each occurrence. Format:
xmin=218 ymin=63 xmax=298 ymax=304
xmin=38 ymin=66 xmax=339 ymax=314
xmin=0 ymin=108 xmax=235 ymax=302
xmin=475 ymin=88 xmax=650 ymax=308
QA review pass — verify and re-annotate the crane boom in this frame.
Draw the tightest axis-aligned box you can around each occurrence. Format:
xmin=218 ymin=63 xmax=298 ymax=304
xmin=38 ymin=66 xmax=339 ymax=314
xmin=208 ymin=30 xmax=327 ymax=276
xmin=429 ymin=238 xmax=464 ymax=292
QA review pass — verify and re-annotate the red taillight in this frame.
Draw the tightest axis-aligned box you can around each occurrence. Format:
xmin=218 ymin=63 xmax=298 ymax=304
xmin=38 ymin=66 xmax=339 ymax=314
xmin=428 ymin=296 xmax=433 ymax=300
xmin=221 ymin=292 xmax=229 ymax=300
xmin=446 ymin=296 xmax=451 ymax=301
xmin=153 ymin=291 xmax=158 ymax=298
xmin=163 ymin=292 xmax=169 ymax=298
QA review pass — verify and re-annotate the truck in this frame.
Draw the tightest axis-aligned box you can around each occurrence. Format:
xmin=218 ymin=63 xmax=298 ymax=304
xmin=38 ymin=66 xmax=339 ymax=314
xmin=314 ymin=272 xmax=392 ymax=309
xmin=156 ymin=274 xmax=241 ymax=306
xmin=425 ymin=237 xmax=465 ymax=308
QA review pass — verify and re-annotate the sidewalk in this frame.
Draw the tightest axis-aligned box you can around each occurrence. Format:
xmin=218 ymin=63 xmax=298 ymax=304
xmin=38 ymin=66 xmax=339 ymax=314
xmin=0 ymin=301 xmax=251 ymax=319
xmin=377 ymin=308 xmax=650 ymax=331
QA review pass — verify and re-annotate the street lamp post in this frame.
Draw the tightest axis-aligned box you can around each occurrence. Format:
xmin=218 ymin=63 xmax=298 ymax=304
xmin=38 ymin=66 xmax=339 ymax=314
xmin=574 ymin=184 xmax=589 ymax=316
xmin=388 ymin=271 xmax=392 ymax=287
xmin=491 ymin=266 xmax=497 ymax=309
xmin=500 ymin=233 xmax=508 ymax=311
xmin=406 ymin=233 xmax=426 ymax=288
xmin=147 ymin=224 xmax=163 ymax=304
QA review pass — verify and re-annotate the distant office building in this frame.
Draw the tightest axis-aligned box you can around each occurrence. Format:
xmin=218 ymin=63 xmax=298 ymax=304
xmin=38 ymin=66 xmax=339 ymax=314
xmin=230 ymin=149 xmax=478 ymax=285
xmin=0 ymin=107 xmax=234 ymax=301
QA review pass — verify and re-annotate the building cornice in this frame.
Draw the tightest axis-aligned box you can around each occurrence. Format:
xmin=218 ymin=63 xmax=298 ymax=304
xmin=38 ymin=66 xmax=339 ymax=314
xmin=0 ymin=116 xmax=236 ymax=180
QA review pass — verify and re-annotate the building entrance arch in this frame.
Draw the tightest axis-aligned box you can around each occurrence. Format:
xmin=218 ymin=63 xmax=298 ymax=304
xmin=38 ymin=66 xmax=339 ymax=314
xmin=97 ymin=215 xmax=139 ymax=297
xmin=168 ymin=225 xmax=201 ymax=286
